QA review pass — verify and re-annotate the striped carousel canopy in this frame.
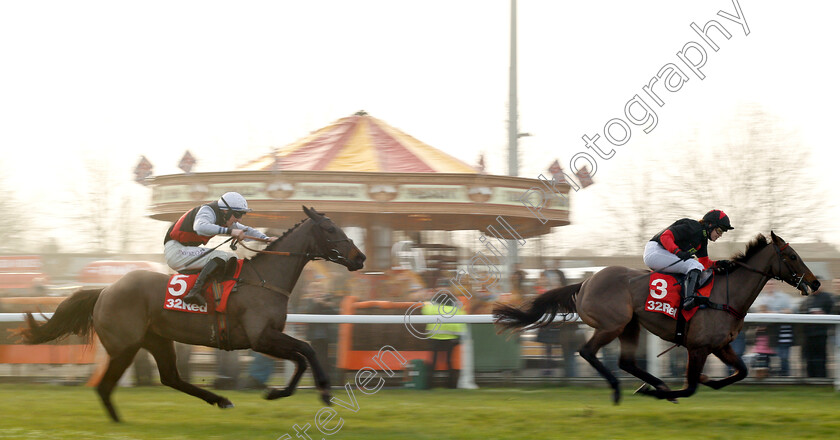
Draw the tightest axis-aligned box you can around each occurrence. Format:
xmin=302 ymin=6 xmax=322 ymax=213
xmin=239 ymin=111 xmax=479 ymax=174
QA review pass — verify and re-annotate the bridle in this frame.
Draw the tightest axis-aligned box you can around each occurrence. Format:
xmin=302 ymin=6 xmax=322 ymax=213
xmin=309 ymin=215 xmax=357 ymax=265
xmin=235 ymin=215 xmax=358 ymax=297
xmin=733 ymin=242 xmax=808 ymax=292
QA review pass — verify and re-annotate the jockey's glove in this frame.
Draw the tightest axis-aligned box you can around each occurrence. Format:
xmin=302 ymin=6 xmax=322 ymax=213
xmin=715 ymin=259 xmax=735 ymax=271
xmin=675 ymin=250 xmax=692 ymax=261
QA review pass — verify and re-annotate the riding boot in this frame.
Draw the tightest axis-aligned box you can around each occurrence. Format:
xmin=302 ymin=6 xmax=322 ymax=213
xmin=681 ymin=269 xmax=706 ymax=310
xmin=183 ymin=257 xmax=224 ymax=306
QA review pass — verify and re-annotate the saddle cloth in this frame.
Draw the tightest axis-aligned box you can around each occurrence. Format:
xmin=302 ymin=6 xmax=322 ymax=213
xmin=645 ymin=272 xmax=714 ymax=321
xmin=164 ymin=260 xmax=243 ymax=314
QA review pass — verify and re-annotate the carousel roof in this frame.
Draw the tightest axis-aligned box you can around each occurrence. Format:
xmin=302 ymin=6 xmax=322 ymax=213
xmin=238 ymin=111 xmax=478 ymax=174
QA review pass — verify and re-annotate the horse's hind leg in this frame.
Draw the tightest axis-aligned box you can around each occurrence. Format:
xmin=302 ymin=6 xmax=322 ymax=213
xmin=254 ymin=327 xmax=331 ymax=405
xmin=578 ymin=328 xmax=624 ymax=404
xmin=141 ymin=333 xmax=234 ymax=409
xmin=96 ymin=345 xmax=140 ymax=422
xmin=700 ymin=344 xmax=748 ymax=390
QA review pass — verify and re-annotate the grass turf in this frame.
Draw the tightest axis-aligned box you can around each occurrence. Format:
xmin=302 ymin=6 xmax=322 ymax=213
xmin=0 ymin=384 xmax=838 ymax=439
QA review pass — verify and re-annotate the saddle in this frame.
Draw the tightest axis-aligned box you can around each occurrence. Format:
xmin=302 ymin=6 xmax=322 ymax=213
xmin=165 ymin=260 xmax=245 ymax=350
xmin=646 ymin=271 xmax=715 ymax=345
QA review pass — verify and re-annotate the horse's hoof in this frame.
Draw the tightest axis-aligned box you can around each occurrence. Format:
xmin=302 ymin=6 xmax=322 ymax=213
xmin=612 ymin=388 xmax=621 ymax=405
xmin=264 ymin=387 xmax=292 ymax=400
xmin=668 ymin=398 xmax=679 ymax=404
xmin=320 ymin=391 xmax=332 ymax=406
xmin=634 ymin=384 xmax=653 ymax=395
xmin=217 ymin=398 xmax=235 ymax=409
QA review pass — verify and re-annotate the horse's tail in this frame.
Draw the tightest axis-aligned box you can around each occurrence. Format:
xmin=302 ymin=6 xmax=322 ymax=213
xmin=493 ymin=282 xmax=582 ymax=332
xmin=19 ymin=289 xmax=102 ymax=345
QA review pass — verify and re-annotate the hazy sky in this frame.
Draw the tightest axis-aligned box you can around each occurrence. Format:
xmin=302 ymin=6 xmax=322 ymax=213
xmin=1 ymin=0 xmax=838 ymax=253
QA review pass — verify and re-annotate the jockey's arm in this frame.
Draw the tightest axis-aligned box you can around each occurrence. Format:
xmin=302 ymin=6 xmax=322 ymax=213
xmin=658 ymin=229 xmax=680 ymax=253
xmin=193 ymin=206 xmax=232 ymax=236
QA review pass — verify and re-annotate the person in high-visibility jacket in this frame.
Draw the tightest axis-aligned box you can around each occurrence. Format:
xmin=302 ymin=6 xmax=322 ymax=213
xmin=422 ymin=296 xmax=466 ymax=388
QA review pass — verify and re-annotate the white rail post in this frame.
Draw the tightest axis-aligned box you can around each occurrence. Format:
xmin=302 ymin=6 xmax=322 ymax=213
xmin=457 ymin=324 xmax=478 ymax=389
xmin=646 ymin=330 xmax=661 ymax=378
xmin=835 ymin=323 xmax=840 ymax=392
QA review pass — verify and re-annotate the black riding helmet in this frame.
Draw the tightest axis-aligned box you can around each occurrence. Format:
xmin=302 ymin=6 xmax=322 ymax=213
xmin=702 ymin=209 xmax=734 ymax=231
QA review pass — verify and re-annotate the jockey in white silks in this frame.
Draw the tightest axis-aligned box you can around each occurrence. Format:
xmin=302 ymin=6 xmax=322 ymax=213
xmin=164 ymin=192 xmax=278 ymax=307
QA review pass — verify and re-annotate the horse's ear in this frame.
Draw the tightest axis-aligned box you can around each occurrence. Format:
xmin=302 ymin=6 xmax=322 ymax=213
xmin=770 ymin=231 xmax=782 ymax=243
xmin=303 ymin=206 xmax=321 ymax=220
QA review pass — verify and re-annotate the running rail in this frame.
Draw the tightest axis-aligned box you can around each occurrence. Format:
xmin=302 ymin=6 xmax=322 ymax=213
xmin=2 ymin=312 xmax=840 ymax=324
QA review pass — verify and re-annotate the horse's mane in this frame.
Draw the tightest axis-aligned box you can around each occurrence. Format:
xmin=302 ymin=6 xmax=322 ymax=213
xmin=714 ymin=233 xmax=770 ymax=274
xmin=248 ymin=217 xmax=310 ymax=260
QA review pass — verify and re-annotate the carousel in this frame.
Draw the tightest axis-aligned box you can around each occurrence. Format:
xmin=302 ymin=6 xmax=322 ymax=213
xmin=147 ymin=110 xmax=570 ymax=278
xmin=146 ymin=111 xmax=573 ymax=374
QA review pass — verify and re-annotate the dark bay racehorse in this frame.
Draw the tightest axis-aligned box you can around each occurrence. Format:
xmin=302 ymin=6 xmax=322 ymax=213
xmin=494 ymin=232 xmax=820 ymax=403
xmin=20 ymin=206 xmax=365 ymax=422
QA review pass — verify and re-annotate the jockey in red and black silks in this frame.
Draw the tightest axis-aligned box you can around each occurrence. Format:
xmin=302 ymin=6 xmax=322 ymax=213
xmin=163 ymin=191 xmax=278 ymax=307
xmin=643 ymin=209 xmax=735 ymax=310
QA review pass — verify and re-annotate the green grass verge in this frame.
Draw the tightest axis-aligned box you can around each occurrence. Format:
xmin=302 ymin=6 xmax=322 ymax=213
xmin=0 ymin=384 xmax=838 ymax=439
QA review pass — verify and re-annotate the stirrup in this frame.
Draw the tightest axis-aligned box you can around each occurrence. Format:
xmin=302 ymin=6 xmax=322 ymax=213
xmin=183 ymin=288 xmax=206 ymax=306
xmin=682 ymin=295 xmax=707 ymax=310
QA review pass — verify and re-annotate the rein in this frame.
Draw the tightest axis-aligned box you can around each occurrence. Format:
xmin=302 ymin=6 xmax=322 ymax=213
xmin=732 ymin=242 xmax=807 ymax=290
xmin=235 ymin=236 xmax=309 ymax=257
xmin=706 ymin=242 xmax=805 ymax=320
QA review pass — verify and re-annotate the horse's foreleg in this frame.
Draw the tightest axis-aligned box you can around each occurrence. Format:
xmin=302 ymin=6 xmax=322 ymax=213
xmin=254 ymin=327 xmax=331 ymax=405
xmin=638 ymin=348 xmax=710 ymax=401
xmin=142 ymin=333 xmax=234 ymax=409
xmin=615 ymin=319 xmax=674 ymax=400
xmin=264 ymin=353 xmax=307 ymax=400
xmin=96 ymin=345 xmax=140 ymax=422
xmin=578 ymin=328 xmax=623 ymax=404
xmin=700 ymin=344 xmax=748 ymax=390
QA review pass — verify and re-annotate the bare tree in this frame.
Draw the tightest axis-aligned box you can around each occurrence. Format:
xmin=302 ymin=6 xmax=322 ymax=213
xmin=67 ymin=154 xmax=138 ymax=254
xmin=0 ymin=170 xmax=22 ymax=252
xmin=673 ymin=104 xmax=822 ymax=243
xmin=591 ymin=104 xmax=823 ymax=255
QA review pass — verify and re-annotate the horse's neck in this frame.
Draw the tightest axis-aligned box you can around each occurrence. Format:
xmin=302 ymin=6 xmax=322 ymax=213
xmin=247 ymin=223 xmax=315 ymax=292
xmin=725 ymin=245 xmax=776 ymax=312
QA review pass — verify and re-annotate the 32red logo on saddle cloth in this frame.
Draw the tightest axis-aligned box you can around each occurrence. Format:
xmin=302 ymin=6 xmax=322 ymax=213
xmin=164 ymin=260 xmax=243 ymax=314
xmin=646 ymin=274 xmax=680 ymax=318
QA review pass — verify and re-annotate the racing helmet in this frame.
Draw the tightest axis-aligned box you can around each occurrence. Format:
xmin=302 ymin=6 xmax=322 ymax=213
xmin=218 ymin=192 xmax=252 ymax=213
xmin=702 ymin=209 xmax=734 ymax=231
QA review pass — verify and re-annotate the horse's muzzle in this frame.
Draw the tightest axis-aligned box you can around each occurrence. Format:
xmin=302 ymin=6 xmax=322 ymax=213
xmin=349 ymin=255 xmax=366 ymax=271
xmin=799 ymin=279 xmax=820 ymax=296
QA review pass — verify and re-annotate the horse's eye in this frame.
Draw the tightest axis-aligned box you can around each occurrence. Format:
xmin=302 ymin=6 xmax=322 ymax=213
xmin=327 ymin=227 xmax=336 ymax=233
xmin=790 ymin=254 xmax=798 ymax=261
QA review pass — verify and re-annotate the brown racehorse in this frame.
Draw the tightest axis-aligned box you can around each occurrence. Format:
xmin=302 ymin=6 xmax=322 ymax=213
xmin=20 ymin=206 xmax=365 ymax=422
xmin=494 ymin=232 xmax=820 ymax=403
